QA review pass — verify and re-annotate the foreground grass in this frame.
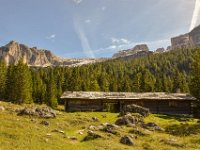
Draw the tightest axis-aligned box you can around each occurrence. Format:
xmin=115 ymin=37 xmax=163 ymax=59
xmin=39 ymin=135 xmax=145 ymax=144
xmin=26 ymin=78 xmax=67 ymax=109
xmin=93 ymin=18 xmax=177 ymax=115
xmin=0 ymin=101 xmax=200 ymax=150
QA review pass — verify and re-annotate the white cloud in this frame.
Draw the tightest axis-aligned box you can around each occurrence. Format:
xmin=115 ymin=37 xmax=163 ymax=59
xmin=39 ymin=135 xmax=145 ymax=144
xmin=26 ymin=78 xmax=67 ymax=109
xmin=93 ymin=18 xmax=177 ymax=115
xmin=111 ymin=37 xmax=130 ymax=45
xmin=121 ymin=38 xmax=130 ymax=44
xmin=189 ymin=0 xmax=200 ymax=31
xmin=73 ymin=0 xmax=82 ymax=4
xmin=93 ymin=39 xmax=170 ymax=55
xmin=85 ymin=19 xmax=91 ymax=23
xmin=46 ymin=34 xmax=56 ymax=40
xmin=108 ymin=45 xmax=117 ymax=49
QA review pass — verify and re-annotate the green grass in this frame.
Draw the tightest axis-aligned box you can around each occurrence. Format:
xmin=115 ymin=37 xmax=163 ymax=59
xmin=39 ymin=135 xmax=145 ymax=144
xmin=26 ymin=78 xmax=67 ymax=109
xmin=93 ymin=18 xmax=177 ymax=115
xmin=0 ymin=101 xmax=200 ymax=150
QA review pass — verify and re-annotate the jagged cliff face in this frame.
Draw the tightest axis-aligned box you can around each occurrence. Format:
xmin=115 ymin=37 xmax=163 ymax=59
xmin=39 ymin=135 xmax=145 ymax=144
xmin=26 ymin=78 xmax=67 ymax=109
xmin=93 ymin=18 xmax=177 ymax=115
xmin=189 ymin=25 xmax=200 ymax=46
xmin=0 ymin=41 xmax=58 ymax=66
xmin=171 ymin=34 xmax=190 ymax=49
xmin=112 ymin=44 xmax=151 ymax=59
xmin=0 ymin=41 xmax=106 ymax=66
xmin=171 ymin=25 xmax=200 ymax=49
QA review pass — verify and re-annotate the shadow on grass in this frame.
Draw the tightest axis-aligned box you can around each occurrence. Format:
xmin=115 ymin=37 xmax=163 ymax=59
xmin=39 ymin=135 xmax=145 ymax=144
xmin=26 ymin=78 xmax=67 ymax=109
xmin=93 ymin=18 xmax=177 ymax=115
xmin=165 ymin=123 xmax=200 ymax=136
xmin=154 ymin=114 xmax=192 ymax=121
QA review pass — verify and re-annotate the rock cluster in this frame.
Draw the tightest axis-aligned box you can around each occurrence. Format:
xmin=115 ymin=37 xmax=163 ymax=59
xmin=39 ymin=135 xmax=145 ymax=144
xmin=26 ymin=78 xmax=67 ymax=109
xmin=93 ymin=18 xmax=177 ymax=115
xmin=82 ymin=130 xmax=102 ymax=141
xmin=17 ymin=107 xmax=56 ymax=118
xmin=100 ymin=122 xmax=120 ymax=135
xmin=142 ymin=122 xmax=165 ymax=132
xmin=120 ymin=135 xmax=134 ymax=145
xmin=122 ymin=104 xmax=150 ymax=117
xmin=115 ymin=113 xmax=144 ymax=127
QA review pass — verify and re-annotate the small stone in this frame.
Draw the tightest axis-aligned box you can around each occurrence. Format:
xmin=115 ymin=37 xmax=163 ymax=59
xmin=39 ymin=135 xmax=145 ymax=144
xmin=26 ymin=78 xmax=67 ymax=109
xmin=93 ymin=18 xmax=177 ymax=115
xmin=45 ymin=138 xmax=49 ymax=143
xmin=0 ymin=106 xmax=5 ymax=111
xmin=92 ymin=117 xmax=100 ymax=122
xmin=46 ymin=133 xmax=52 ymax=137
xmin=78 ymin=131 xmax=83 ymax=135
xmin=101 ymin=123 xmax=120 ymax=135
xmin=88 ymin=125 xmax=97 ymax=130
xmin=143 ymin=122 xmax=165 ymax=132
xmin=31 ymin=119 xmax=37 ymax=123
xmin=129 ymin=128 xmax=146 ymax=136
xmin=120 ymin=135 xmax=134 ymax=146
xmin=68 ymin=136 xmax=77 ymax=140
xmin=52 ymin=129 xmax=65 ymax=135
xmin=40 ymin=120 xmax=49 ymax=126
xmin=82 ymin=130 xmax=102 ymax=141
xmin=102 ymin=114 xmax=107 ymax=118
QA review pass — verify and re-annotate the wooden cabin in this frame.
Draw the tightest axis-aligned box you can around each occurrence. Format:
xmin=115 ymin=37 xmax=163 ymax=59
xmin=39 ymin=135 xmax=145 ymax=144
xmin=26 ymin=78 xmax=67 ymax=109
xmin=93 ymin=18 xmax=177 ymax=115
xmin=61 ymin=91 xmax=196 ymax=115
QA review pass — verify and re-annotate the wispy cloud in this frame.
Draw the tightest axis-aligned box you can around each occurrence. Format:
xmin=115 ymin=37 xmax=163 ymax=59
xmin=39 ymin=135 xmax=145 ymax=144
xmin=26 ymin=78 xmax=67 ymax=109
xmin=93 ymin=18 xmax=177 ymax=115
xmin=46 ymin=34 xmax=56 ymax=39
xmin=111 ymin=37 xmax=130 ymax=45
xmin=94 ymin=39 xmax=170 ymax=55
xmin=73 ymin=0 xmax=83 ymax=5
xmin=65 ymin=39 xmax=169 ymax=58
xmin=73 ymin=18 xmax=95 ymax=58
xmin=46 ymin=34 xmax=56 ymax=42
xmin=85 ymin=19 xmax=91 ymax=23
xmin=189 ymin=0 xmax=200 ymax=31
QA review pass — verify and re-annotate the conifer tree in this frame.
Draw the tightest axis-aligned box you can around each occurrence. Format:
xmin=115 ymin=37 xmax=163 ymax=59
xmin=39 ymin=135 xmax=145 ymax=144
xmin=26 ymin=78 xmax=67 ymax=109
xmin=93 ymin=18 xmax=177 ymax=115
xmin=6 ymin=60 xmax=33 ymax=103
xmin=46 ymin=70 xmax=58 ymax=108
xmin=0 ymin=60 xmax=7 ymax=99
xmin=32 ymin=71 xmax=46 ymax=103
xmin=190 ymin=50 xmax=200 ymax=99
xmin=132 ymin=73 xmax=142 ymax=92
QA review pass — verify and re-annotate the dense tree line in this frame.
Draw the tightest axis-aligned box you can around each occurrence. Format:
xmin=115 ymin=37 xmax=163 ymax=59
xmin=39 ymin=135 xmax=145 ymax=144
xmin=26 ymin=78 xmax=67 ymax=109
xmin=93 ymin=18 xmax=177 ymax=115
xmin=189 ymin=49 xmax=200 ymax=116
xmin=0 ymin=48 xmax=199 ymax=108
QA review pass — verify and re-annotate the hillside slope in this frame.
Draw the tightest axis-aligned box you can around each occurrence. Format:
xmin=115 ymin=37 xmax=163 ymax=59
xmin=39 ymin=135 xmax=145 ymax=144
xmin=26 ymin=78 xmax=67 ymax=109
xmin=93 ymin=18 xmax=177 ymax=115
xmin=0 ymin=101 xmax=200 ymax=150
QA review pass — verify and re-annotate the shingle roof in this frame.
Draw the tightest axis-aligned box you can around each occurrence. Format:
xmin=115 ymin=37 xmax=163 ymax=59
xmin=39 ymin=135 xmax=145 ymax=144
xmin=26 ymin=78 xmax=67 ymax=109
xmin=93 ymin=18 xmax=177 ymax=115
xmin=61 ymin=91 xmax=196 ymax=101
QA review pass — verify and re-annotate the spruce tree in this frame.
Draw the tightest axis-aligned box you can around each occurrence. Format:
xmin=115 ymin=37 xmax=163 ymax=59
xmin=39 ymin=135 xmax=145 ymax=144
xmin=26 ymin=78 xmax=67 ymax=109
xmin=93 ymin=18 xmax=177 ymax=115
xmin=32 ymin=71 xmax=46 ymax=104
xmin=0 ymin=60 xmax=7 ymax=99
xmin=190 ymin=50 xmax=200 ymax=99
xmin=46 ymin=70 xmax=58 ymax=108
xmin=6 ymin=60 xmax=33 ymax=103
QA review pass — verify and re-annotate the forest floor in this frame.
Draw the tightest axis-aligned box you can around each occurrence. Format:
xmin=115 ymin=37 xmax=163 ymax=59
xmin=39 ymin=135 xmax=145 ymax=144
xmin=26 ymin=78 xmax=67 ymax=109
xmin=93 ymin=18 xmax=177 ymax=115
xmin=0 ymin=101 xmax=200 ymax=150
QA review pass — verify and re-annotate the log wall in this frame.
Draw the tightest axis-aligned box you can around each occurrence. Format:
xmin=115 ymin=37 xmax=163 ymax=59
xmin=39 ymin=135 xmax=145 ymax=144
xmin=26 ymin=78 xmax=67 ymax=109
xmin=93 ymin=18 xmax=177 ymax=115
xmin=65 ymin=99 xmax=103 ymax=112
xmin=64 ymin=98 xmax=192 ymax=114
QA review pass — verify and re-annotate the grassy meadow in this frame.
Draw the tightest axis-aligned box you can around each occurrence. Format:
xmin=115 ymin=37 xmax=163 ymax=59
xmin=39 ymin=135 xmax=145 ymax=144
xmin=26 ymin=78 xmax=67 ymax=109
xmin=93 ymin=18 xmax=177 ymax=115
xmin=0 ymin=101 xmax=200 ymax=150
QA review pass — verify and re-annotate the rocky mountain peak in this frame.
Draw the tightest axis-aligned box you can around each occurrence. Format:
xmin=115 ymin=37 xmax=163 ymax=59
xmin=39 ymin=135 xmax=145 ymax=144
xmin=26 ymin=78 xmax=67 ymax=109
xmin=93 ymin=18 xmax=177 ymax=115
xmin=0 ymin=41 xmax=106 ymax=67
xmin=171 ymin=25 xmax=200 ymax=49
xmin=112 ymin=44 xmax=151 ymax=59
xmin=132 ymin=44 xmax=149 ymax=52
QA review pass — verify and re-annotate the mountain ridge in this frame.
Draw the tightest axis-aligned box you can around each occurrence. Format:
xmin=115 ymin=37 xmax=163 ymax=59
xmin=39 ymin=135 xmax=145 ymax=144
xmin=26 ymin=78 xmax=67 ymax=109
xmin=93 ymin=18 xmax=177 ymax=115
xmin=0 ymin=25 xmax=200 ymax=66
xmin=0 ymin=41 xmax=106 ymax=67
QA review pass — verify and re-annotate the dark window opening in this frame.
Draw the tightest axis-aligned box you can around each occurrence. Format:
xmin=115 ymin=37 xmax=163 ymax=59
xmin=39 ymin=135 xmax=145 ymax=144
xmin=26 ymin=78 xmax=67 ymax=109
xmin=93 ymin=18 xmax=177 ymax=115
xmin=103 ymin=102 xmax=120 ymax=112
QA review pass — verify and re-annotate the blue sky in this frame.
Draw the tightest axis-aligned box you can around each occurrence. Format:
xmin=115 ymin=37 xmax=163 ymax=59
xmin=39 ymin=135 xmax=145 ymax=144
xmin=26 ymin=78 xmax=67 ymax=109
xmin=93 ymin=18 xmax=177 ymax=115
xmin=0 ymin=0 xmax=199 ymax=58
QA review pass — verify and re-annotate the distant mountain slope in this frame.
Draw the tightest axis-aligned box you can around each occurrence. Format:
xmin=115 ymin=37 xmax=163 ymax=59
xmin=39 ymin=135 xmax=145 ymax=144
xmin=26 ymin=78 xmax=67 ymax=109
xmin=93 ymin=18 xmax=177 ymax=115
xmin=112 ymin=44 xmax=152 ymax=59
xmin=0 ymin=41 xmax=106 ymax=67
